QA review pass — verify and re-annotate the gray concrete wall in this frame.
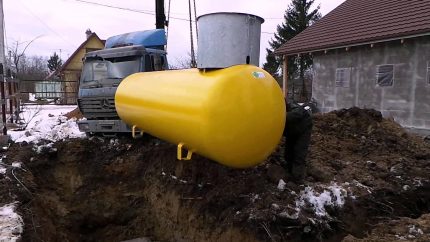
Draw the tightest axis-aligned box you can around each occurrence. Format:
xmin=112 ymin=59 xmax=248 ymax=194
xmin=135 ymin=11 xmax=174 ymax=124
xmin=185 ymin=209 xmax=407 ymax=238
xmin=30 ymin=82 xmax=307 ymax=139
xmin=312 ymin=36 xmax=430 ymax=131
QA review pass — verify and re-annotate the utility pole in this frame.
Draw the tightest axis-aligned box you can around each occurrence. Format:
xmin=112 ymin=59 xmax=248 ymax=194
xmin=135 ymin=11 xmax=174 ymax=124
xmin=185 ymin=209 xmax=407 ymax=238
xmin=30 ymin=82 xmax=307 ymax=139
xmin=188 ymin=0 xmax=196 ymax=67
xmin=155 ymin=0 xmax=166 ymax=29
xmin=0 ymin=0 xmax=6 ymax=137
xmin=0 ymin=0 xmax=5 ymax=67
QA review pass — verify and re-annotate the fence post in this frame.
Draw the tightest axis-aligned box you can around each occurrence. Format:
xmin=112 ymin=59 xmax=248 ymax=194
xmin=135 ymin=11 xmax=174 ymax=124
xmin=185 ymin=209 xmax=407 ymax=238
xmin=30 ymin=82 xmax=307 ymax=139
xmin=0 ymin=63 xmax=6 ymax=135
xmin=7 ymin=73 xmax=12 ymax=123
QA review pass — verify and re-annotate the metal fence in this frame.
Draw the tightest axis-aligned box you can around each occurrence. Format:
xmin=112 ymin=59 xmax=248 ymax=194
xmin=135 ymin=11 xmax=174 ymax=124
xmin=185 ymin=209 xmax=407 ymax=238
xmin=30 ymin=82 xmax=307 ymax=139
xmin=19 ymin=79 xmax=78 ymax=105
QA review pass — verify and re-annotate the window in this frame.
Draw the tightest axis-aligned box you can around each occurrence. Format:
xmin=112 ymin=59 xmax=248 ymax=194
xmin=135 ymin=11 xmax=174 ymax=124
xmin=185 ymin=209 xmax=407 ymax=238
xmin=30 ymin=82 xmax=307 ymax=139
xmin=81 ymin=57 xmax=141 ymax=83
xmin=145 ymin=54 xmax=166 ymax=72
xmin=335 ymin=68 xmax=351 ymax=87
xmin=427 ymin=61 xmax=430 ymax=85
xmin=376 ymin=64 xmax=394 ymax=87
xmin=145 ymin=55 xmax=153 ymax=71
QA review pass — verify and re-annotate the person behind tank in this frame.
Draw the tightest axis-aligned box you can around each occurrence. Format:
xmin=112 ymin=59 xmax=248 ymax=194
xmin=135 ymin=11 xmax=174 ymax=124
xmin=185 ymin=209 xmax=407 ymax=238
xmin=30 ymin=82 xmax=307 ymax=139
xmin=282 ymin=100 xmax=313 ymax=183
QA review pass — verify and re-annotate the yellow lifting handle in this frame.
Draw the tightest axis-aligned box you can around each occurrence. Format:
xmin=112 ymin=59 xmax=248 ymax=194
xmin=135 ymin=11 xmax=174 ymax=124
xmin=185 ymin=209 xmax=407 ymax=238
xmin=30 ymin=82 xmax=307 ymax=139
xmin=132 ymin=125 xmax=144 ymax=139
xmin=177 ymin=142 xmax=193 ymax=161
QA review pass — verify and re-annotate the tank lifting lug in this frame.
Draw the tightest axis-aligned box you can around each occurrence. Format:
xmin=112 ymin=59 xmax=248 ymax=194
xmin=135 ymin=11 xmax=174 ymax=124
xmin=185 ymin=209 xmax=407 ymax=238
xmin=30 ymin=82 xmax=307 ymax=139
xmin=132 ymin=125 xmax=144 ymax=139
xmin=177 ymin=143 xmax=193 ymax=161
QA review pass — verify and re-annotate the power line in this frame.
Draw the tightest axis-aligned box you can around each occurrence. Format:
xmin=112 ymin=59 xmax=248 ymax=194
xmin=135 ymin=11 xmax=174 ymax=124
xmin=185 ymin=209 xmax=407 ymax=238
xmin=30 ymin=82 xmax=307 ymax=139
xmin=265 ymin=17 xmax=284 ymax=20
xmin=73 ymin=0 xmax=282 ymax=24
xmin=73 ymin=0 xmax=191 ymax=22
xmin=17 ymin=0 xmax=76 ymax=49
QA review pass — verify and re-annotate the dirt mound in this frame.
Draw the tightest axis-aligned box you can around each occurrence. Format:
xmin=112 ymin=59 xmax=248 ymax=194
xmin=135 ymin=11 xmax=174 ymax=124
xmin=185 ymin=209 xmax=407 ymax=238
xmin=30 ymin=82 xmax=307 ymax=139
xmin=2 ymin=107 xmax=430 ymax=241
xmin=64 ymin=107 xmax=84 ymax=120
xmin=309 ymin=107 xmax=430 ymax=184
xmin=344 ymin=213 xmax=430 ymax=241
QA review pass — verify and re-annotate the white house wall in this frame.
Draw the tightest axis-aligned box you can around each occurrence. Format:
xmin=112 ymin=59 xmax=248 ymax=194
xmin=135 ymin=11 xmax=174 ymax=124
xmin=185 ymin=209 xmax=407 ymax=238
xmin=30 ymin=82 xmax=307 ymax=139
xmin=312 ymin=36 xmax=430 ymax=132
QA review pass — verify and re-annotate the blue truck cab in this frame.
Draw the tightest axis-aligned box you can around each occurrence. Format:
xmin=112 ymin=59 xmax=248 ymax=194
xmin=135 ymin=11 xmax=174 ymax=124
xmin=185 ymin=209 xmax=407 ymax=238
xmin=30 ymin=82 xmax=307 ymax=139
xmin=77 ymin=29 xmax=168 ymax=134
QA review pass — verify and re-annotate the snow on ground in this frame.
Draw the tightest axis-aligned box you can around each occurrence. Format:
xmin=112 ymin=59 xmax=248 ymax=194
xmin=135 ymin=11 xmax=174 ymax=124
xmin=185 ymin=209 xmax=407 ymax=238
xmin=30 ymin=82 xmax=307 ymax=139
xmin=279 ymin=183 xmax=349 ymax=220
xmin=9 ymin=105 xmax=85 ymax=144
xmin=296 ymin=183 xmax=347 ymax=218
xmin=0 ymin=203 xmax=23 ymax=242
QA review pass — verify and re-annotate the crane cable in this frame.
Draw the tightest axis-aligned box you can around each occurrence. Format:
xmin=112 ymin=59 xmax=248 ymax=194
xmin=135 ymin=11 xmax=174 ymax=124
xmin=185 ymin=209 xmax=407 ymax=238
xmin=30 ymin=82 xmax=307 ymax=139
xmin=166 ymin=0 xmax=171 ymax=49
xmin=188 ymin=0 xmax=196 ymax=67
xmin=193 ymin=0 xmax=198 ymax=41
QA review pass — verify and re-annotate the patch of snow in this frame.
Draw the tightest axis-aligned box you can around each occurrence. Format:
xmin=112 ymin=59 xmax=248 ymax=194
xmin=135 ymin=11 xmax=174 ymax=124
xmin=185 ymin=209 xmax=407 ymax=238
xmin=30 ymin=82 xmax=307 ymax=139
xmin=395 ymin=234 xmax=407 ymax=240
xmin=0 ymin=166 xmax=6 ymax=174
xmin=0 ymin=203 xmax=23 ymax=242
xmin=303 ymin=225 xmax=312 ymax=233
xmin=251 ymin=194 xmax=260 ymax=203
xmin=352 ymin=180 xmax=373 ymax=194
xmin=11 ymin=162 xmax=21 ymax=168
xmin=28 ymin=93 xmax=36 ymax=102
xmin=413 ymin=178 xmax=424 ymax=187
xmin=271 ymin=203 xmax=280 ymax=210
xmin=9 ymin=105 xmax=85 ymax=144
xmin=277 ymin=179 xmax=286 ymax=191
xmin=33 ymin=143 xmax=57 ymax=154
xmin=408 ymin=225 xmax=424 ymax=236
xmin=109 ymin=138 xmax=120 ymax=147
xmin=295 ymin=183 xmax=347 ymax=218
xmin=278 ymin=211 xmax=299 ymax=220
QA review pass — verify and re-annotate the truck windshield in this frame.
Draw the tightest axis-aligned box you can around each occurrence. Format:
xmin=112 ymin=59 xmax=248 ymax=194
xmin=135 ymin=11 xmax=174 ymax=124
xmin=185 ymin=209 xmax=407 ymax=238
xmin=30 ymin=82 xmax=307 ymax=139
xmin=81 ymin=57 xmax=141 ymax=83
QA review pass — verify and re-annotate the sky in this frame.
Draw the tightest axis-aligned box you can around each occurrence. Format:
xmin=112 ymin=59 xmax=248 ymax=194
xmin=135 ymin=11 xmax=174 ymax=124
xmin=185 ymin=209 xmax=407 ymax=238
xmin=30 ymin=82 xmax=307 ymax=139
xmin=3 ymin=0 xmax=346 ymax=67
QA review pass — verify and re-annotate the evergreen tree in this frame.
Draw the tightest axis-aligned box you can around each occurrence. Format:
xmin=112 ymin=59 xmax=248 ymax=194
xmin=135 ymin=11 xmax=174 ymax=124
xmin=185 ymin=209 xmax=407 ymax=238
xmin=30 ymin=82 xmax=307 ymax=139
xmin=47 ymin=52 xmax=63 ymax=73
xmin=263 ymin=0 xmax=321 ymax=95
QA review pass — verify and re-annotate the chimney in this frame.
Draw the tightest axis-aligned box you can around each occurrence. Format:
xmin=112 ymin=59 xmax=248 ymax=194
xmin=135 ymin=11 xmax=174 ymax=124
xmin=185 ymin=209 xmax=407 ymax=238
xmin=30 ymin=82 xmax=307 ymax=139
xmin=85 ymin=29 xmax=92 ymax=39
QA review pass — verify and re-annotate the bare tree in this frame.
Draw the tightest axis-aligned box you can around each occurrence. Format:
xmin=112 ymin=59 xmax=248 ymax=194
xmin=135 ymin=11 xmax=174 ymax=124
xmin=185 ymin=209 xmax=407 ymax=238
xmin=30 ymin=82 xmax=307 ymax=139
xmin=18 ymin=55 xmax=49 ymax=80
xmin=17 ymin=104 xmax=42 ymax=130
xmin=8 ymin=36 xmax=43 ymax=77
xmin=170 ymin=52 xmax=195 ymax=69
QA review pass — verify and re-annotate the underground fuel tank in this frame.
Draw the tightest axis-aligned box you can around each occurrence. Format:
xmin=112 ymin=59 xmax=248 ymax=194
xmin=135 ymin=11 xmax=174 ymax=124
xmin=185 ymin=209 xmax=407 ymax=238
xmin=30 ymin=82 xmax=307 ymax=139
xmin=114 ymin=65 xmax=285 ymax=168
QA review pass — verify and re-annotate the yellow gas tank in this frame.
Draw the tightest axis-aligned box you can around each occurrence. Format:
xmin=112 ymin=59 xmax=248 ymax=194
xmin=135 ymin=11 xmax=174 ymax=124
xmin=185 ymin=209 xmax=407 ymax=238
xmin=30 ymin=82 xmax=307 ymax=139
xmin=115 ymin=65 xmax=285 ymax=168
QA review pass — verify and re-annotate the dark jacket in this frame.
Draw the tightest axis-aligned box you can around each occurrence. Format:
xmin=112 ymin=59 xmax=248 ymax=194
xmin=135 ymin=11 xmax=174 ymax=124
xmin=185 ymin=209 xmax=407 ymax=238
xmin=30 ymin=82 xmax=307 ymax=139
xmin=283 ymin=102 xmax=313 ymax=137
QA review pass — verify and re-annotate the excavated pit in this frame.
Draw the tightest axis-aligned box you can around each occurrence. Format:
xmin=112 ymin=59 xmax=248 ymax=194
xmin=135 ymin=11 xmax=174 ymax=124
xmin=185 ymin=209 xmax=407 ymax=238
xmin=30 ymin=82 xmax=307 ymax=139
xmin=2 ymin=107 xmax=430 ymax=241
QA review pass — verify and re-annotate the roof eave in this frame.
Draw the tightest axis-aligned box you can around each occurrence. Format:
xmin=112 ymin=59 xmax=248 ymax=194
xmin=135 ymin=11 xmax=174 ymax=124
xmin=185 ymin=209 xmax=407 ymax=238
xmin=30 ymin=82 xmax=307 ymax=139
xmin=276 ymin=31 xmax=430 ymax=56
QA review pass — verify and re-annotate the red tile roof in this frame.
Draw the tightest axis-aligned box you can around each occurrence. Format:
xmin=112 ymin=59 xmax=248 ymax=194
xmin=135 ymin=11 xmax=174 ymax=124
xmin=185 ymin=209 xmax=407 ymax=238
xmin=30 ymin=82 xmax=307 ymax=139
xmin=276 ymin=0 xmax=430 ymax=55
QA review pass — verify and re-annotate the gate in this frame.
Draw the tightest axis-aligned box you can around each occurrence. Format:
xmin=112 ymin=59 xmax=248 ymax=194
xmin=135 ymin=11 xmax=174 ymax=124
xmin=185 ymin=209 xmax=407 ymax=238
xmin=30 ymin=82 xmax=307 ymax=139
xmin=19 ymin=79 xmax=78 ymax=105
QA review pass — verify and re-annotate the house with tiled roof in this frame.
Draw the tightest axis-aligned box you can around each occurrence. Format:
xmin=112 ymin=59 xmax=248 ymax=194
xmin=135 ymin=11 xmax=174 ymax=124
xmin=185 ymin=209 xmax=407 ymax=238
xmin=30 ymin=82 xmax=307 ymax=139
xmin=49 ymin=29 xmax=105 ymax=104
xmin=276 ymin=0 xmax=430 ymax=133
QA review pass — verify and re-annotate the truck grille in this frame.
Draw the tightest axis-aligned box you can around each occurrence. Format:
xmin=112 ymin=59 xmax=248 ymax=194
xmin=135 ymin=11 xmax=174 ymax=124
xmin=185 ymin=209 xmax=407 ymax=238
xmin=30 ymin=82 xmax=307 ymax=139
xmin=78 ymin=98 xmax=119 ymax=119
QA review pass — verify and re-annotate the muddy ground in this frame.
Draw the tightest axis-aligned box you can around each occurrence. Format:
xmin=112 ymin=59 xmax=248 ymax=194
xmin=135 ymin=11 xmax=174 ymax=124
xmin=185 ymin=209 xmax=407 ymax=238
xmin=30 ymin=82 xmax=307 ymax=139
xmin=1 ymin=107 xmax=430 ymax=242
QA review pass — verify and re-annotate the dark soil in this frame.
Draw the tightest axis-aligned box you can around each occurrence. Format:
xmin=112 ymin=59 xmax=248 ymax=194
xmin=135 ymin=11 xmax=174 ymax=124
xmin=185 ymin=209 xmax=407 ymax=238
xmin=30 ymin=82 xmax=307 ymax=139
xmin=1 ymin=107 xmax=430 ymax=242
